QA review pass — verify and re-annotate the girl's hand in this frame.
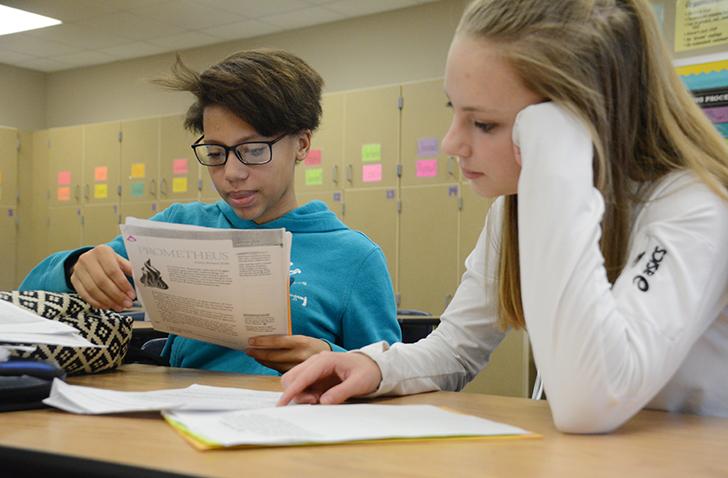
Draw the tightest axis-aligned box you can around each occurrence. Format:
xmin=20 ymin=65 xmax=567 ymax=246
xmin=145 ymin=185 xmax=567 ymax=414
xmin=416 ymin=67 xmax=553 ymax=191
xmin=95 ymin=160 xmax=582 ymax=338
xmin=70 ymin=245 xmax=135 ymax=312
xmin=277 ymin=351 xmax=382 ymax=406
xmin=247 ymin=335 xmax=332 ymax=373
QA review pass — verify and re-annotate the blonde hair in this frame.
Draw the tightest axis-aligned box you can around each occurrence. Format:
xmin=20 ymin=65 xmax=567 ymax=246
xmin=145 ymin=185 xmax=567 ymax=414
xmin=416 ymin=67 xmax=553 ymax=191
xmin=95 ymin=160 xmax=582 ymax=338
xmin=458 ymin=0 xmax=728 ymax=329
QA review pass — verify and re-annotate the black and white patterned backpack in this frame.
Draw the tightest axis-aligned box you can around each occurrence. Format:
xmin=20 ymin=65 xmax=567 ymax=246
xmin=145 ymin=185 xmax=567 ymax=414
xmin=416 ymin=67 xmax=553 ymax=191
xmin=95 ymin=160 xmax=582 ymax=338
xmin=0 ymin=290 xmax=133 ymax=375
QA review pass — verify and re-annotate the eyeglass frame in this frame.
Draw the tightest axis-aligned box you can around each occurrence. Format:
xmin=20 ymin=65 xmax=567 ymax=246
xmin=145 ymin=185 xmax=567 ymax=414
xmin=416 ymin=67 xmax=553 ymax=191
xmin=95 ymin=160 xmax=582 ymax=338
xmin=190 ymin=134 xmax=287 ymax=166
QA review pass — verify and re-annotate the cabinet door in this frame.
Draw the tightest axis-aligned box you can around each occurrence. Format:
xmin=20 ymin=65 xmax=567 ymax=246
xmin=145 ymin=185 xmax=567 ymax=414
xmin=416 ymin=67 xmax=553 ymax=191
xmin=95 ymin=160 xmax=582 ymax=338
xmin=400 ymin=79 xmax=459 ymax=186
xmin=48 ymin=126 xmax=84 ymax=207
xmin=83 ymin=204 xmax=121 ymax=245
xmin=295 ymin=93 xmax=345 ymax=193
xmin=0 ymin=127 xmax=18 ymax=207
xmin=0 ymin=208 xmax=17 ymax=289
xmin=199 ymin=165 xmax=218 ymax=201
xmin=16 ymin=131 xmax=35 ymax=282
xmin=160 ymin=115 xmax=198 ymax=202
xmin=30 ymin=131 xmax=49 ymax=268
xmin=343 ymin=86 xmax=400 ymax=189
xmin=120 ymin=202 xmax=158 ymax=222
xmin=458 ymin=185 xmax=493 ymax=277
xmin=399 ymin=184 xmax=460 ymax=315
xmin=121 ymin=118 xmax=159 ymax=204
xmin=47 ymin=206 xmax=83 ymax=254
xmin=342 ymin=188 xmax=399 ymax=289
xmin=83 ymin=121 xmax=121 ymax=206
xmin=297 ymin=191 xmax=344 ymax=219
xmin=462 ymin=329 xmax=532 ymax=398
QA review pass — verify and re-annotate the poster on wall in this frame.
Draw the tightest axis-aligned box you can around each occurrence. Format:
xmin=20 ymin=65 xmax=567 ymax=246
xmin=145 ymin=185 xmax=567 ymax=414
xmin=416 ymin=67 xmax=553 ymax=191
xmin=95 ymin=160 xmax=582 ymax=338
xmin=677 ymin=59 xmax=728 ymax=140
xmin=675 ymin=0 xmax=728 ymax=52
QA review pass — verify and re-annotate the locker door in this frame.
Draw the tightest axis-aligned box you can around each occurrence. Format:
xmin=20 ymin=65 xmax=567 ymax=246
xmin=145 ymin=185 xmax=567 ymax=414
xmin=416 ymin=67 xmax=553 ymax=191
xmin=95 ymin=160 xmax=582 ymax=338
xmin=295 ymin=92 xmax=345 ymax=193
xmin=16 ymin=131 xmax=35 ymax=282
xmin=297 ymin=191 xmax=344 ymax=219
xmin=160 ymin=114 xmax=198 ymax=203
xmin=83 ymin=122 xmax=120 ymax=206
xmin=47 ymin=206 xmax=83 ymax=254
xmin=120 ymin=202 xmax=159 ymax=223
xmin=0 ymin=127 xmax=18 ymax=207
xmin=343 ymin=86 xmax=400 ymax=189
xmin=458 ymin=185 xmax=493 ymax=277
xmin=462 ymin=329 xmax=532 ymax=398
xmin=83 ymin=204 xmax=121 ymax=245
xmin=0 ymin=208 xmax=18 ymax=289
xmin=30 ymin=130 xmax=49 ymax=268
xmin=400 ymin=79 xmax=459 ymax=186
xmin=199 ymin=165 xmax=218 ymax=202
xmin=343 ymin=188 xmax=398 ymax=289
xmin=48 ymin=126 xmax=84 ymax=208
xmin=399 ymin=184 xmax=459 ymax=315
xmin=121 ymin=118 xmax=159 ymax=205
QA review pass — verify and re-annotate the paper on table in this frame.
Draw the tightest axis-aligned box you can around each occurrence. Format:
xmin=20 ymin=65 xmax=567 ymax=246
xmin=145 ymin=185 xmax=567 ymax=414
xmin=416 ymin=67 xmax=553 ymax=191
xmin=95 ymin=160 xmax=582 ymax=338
xmin=43 ymin=379 xmax=281 ymax=414
xmin=0 ymin=299 xmax=100 ymax=348
xmin=163 ymin=404 xmax=534 ymax=449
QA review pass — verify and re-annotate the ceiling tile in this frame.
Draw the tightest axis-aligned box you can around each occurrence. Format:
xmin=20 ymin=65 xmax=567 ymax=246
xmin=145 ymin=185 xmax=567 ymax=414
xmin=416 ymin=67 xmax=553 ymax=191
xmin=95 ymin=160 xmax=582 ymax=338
xmin=134 ymin=0 xmax=247 ymax=30
xmin=1 ymin=0 xmax=119 ymax=22
xmin=52 ymin=50 xmax=116 ymax=68
xmin=74 ymin=11 xmax=184 ymax=41
xmin=0 ymin=33 xmax=78 ymax=56
xmin=199 ymin=19 xmax=282 ymax=41
xmin=25 ymin=23 xmax=130 ymax=50
xmin=263 ymin=6 xmax=344 ymax=30
xmin=148 ymin=31 xmax=223 ymax=50
xmin=14 ymin=56 xmax=70 ymax=72
xmin=325 ymin=0 xmax=418 ymax=17
xmin=0 ymin=50 xmax=36 ymax=64
xmin=97 ymin=41 xmax=169 ymax=60
xmin=195 ymin=0 xmax=312 ymax=19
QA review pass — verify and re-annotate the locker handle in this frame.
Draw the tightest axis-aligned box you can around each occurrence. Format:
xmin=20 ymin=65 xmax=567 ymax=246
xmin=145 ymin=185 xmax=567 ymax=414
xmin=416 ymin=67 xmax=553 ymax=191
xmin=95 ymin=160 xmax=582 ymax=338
xmin=160 ymin=178 xmax=168 ymax=197
xmin=84 ymin=184 xmax=90 ymax=201
xmin=447 ymin=156 xmax=457 ymax=177
xmin=74 ymin=184 xmax=81 ymax=202
xmin=332 ymin=165 xmax=339 ymax=185
xmin=346 ymin=164 xmax=353 ymax=183
xmin=150 ymin=179 xmax=157 ymax=197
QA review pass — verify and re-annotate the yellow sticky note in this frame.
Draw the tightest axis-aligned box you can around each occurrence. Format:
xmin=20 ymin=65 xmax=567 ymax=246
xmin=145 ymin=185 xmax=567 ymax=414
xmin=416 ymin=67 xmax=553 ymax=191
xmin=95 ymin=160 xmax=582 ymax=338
xmin=305 ymin=168 xmax=323 ymax=186
xmin=94 ymin=184 xmax=108 ymax=199
xmin=173 ymin=177 xmax=188 ymax=193
xmin=131 ymin=163 xmax=146 ymax=179
xmin=675 ymin=0 xmax=728 ymax=52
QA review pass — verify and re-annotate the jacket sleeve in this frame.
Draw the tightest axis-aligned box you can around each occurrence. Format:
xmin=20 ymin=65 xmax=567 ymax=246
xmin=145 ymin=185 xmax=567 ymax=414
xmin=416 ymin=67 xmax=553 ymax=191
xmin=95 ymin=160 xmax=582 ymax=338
xmin=331 ymin=247 xmax=401 ymax=353
xmin=360 ymin=201 xmax=506 ymax=396
xmin=19 ymin=206 xmax=177 ymax=292
xmin=514 ymin=102 xmax=728 ymax=433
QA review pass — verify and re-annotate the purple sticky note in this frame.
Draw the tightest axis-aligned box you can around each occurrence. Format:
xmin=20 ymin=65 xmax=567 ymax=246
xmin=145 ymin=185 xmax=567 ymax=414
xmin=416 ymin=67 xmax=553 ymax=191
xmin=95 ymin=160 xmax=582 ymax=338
xmin=362 ymin=163 xmax=382 ymax=183
xmin=416 ymin=159 xmax=438 ymax=177
xmin=333 ymin=192 xmax=342 ymax=202
xmin=416 ymin=137 xmax=439 ymax=158
xmin=448 ymin=185 xmax=459 ymax=197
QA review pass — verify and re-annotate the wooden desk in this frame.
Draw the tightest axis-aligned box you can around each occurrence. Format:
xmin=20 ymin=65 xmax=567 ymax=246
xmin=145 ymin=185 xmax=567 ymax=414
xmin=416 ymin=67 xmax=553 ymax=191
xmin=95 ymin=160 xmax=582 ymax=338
xmin=1 ymin=364 xmax=725 ymax=477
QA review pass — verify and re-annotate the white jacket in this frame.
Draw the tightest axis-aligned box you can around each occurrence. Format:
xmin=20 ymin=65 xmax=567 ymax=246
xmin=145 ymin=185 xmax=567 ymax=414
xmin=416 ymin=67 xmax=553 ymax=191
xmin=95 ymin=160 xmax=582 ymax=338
xmin=361 ymin=103 xmax=728 ymax=433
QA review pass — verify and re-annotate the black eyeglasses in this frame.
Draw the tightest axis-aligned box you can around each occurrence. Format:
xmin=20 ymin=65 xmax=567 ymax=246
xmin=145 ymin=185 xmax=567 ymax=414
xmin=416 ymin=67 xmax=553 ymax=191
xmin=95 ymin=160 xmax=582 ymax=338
xmin=191 ymin=134 xmax=286 ymax=166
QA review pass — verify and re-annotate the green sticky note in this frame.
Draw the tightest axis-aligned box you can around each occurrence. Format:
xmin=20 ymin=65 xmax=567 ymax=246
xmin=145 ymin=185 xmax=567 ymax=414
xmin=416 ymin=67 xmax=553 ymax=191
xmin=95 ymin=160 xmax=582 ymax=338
xmin=361 ymin=143 xmax=382 ymax=163
xmin=131 ymin=181 xmax=145 ymax=197
xmin=305 ymin=168 xmax=323 ymax=186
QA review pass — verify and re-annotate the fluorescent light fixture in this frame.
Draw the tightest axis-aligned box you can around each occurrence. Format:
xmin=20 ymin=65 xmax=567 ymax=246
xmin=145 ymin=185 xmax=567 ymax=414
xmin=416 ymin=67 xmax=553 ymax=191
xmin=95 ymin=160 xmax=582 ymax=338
xmin=0 ymin=4 xmax=61 ymax=36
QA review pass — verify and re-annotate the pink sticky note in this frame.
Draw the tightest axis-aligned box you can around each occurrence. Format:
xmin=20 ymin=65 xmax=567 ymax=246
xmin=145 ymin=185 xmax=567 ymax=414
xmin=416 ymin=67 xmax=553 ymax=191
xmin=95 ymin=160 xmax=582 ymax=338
xmin=416 ymin=159 xmax=438 ymax=177
xmin=57 ymin=187 xmax=71 ymax=201
xmin=57 ymin=171 xmax=71 ymax=186
xmin=362 ymin=163 xmax=382 ymax=183
xmin=173 ymin=158 xmax=189 ymax=175
xmin=304 ymin=149 xmax=322 ymax=166
xmin=94 ymin=166 xmax=108 ymax=182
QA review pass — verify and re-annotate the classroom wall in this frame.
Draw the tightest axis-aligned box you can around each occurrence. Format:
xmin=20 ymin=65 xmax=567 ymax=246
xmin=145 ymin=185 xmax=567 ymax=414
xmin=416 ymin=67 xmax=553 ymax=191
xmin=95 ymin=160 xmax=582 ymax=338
xmin=44 ymin=0 xmax=466 ymax=128
xmin=0 ymin=63 xmax=46 ymax=131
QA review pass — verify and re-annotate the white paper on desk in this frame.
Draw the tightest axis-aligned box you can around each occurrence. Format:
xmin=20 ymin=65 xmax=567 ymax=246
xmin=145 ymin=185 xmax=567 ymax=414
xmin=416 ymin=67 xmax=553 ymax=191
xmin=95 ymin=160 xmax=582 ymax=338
xmin=43 ymin=379 xmax=281 ymax=414
xmin=0 ymin=299 xmax=100 ymax=348
xmin=121 ymin=217 xmax=292 ymax=350
xmin=163 ymin=404 xmax=531 ymax=448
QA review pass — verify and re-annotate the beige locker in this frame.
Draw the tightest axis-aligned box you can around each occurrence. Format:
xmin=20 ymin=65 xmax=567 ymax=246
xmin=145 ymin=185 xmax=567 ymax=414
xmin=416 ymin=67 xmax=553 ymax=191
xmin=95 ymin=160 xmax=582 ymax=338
xmin=160 ymin=114 xmax=198 ymax=202
xmin=157 ymin=199 xmax=195 ymax=215
xmin=16 ymin=131 xmax=35 ymax=283
xmin=82 ymin=204 xmax=120 ymax=246
xmin=399 ymin=184 xmax=460 ymax=315
xmin=458 ymin=185 xmax=493 ymax=277
xmin=83 ymin=122 xmax=120 ymax=206
xmin=0 ymin=127 xmax=18 ymax=207
xmin=463 ymin=329 xmax=533 ymax=398
xmin=121 ymin=118 xmax=159 ymax=204
xmin=400 ymin=79 xmax=459 ymax=186
xmin=295 ymin=93 xmax=345 ymax=193
xmin=342 ymin=188 xmax=398 ymax=289
xmin=0 ymin=208 xmax=17 ymax=289
xmin=296 ymin=191 xmax=344 ymax=219
xmin=47 ymin=206 xmax=83 ymax=255
xmin=48 ymin=126 xmax=84 ymax=208
xmin=120 ymin=202 xmax=159 ymax=223
xmin=343 ymin=85 xmax=400 ymax=189
xmin=199 ymin=165 xmax=219 ymax=201
xmin=29 ymin=131 xmax=49 ymax=269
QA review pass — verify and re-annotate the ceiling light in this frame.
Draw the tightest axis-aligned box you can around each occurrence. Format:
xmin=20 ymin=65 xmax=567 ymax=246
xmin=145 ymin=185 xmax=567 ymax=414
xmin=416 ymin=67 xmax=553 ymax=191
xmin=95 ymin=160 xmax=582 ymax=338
xmin=0 ymin=4 xmax=61 ymax=36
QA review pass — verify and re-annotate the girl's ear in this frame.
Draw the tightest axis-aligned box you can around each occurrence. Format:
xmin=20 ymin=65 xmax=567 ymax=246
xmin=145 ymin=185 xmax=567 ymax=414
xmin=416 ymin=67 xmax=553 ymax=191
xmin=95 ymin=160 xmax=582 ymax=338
xmin=295 ymin=130 xmax=312 ymax=163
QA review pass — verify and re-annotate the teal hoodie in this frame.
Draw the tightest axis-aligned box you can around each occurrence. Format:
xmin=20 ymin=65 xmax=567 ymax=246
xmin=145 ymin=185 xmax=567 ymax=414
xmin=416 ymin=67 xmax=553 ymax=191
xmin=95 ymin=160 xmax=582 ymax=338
xmin=20 ymin=200 xmax=400 ymax=375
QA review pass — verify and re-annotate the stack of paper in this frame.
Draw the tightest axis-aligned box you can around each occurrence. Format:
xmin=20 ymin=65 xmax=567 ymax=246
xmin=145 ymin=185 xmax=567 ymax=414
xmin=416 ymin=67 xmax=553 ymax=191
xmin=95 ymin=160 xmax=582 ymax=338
xmin=120 ymin=218 xmax=292 ymax=350
xmin=0 ymin=299 xmax=100 ymax=348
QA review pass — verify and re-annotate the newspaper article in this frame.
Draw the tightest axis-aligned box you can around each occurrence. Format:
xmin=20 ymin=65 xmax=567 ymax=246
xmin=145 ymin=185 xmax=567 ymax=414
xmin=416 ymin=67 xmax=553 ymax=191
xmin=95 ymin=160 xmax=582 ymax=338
xmin=121 ymin=218 xmax=292 ymax=350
